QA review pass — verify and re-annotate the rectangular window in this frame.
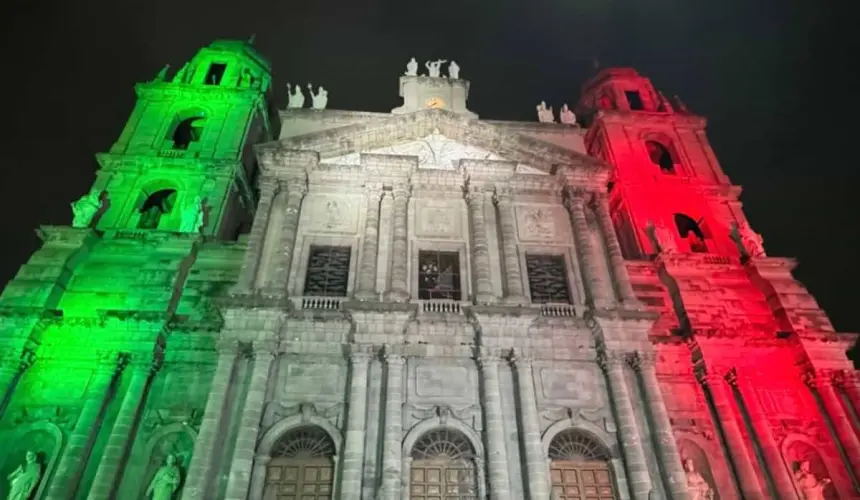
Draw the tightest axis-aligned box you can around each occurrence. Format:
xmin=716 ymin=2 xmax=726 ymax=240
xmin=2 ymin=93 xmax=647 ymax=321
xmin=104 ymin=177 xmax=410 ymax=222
xmin=625 ymin=90 xmax=644 ymax=110
xmin=525 ymin=254 xmax=571 ymax=304
xmin=303 ymin=245 xmax=351 ymax=297
xmin=205 ymin=63 xmax=228 ymax=85
xmin=418 ymin=250 xmax=462 ymax=300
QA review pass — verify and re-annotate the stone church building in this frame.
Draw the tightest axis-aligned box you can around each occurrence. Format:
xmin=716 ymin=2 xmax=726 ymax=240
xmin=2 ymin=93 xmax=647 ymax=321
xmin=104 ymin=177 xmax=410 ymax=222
xmin=0 ymin=39 xmax=857 ymax=500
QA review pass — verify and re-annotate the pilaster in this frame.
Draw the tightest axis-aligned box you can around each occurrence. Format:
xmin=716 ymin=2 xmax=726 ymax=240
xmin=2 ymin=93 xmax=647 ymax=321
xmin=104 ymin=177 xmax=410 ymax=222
xmin=493 ymin=187 xmax=526 ymax=305
xmin=381 ymin=346 xmax=404 ymax=499
xmin=355 ymin=186 xmax=384 ymax=300
xmin=466 ymin=188 xmax=496 ymax=305
xmin=564 ymin=189 xmax=614 ymax=308
xmin=265 ymin=178 xmax=307 ymax=296
xmin=508 ymin=349 xmax=549 ymax=499
xmin=385 ymin=186 xmax=410 ymax=302
xmin=235 ymin=178 xmax=279 ymax=290
xmin=477 ymin=349 xmax=511 ymax=500
xmin=594 ymin=193 xmax=638 ymax=304
xmin=804 ymin=370 xmax=860 ymax=480
xmin=341 ymin=345 xmax=372 ymax=498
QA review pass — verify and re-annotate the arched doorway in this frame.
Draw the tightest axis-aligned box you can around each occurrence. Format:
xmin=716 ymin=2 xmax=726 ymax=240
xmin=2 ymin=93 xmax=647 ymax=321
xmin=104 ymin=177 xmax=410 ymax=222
xmin=263 ymin=426 xmax=336 ymax=500
xmin=410 ymin=428 xmax=477 ymax=499
xmin=549 ymin=429 xmax=616 ymax=500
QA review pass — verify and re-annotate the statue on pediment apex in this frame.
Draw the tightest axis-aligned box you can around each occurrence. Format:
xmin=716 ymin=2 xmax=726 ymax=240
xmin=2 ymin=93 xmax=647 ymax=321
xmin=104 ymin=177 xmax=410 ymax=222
xmin=308 ymin=83 xmax=328 ymax=110
xmin=537 ymin=101 xmax=555 ymax=123
xmin=405 ymin=57 xmax=418 ymax=76
xmin=560 ymin=103 xmax=576 ymax=125
xmin=448 ymin=61 xmax=460 ymax=79
xmin=286 ymin=83 xmax=305 ymax=108
xmin=425 ymin=59 xmax=447 ymax=78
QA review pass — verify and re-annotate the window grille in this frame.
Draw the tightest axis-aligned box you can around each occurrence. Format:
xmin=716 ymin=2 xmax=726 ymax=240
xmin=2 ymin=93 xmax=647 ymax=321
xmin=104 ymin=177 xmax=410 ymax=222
xmin=526 ymin=254 xmax=571 ymax=304
xmin=303 ymin=245 xmax=351 ymax=297
xmin=418 ymin=250 xmax=462 ymax=301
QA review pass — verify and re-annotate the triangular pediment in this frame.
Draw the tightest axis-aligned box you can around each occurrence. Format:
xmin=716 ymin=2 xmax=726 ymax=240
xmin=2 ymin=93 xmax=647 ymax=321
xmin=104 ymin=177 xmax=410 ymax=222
xmin=320 ymin=130 xmax=546 ymax=174
xmin=261 ymin=109 xmax=607 ymax=176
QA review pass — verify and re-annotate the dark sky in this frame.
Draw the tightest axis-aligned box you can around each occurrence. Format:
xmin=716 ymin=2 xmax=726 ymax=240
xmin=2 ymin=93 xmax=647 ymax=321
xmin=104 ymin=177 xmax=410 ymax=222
xmin=1 ymin=1 xmax=857 ymax=333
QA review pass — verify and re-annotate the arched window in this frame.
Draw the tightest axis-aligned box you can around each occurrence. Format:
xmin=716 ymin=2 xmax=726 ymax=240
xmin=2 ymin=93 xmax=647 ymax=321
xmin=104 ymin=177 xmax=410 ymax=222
xmin=645 ymin=140 xmax=677 ymax=174
xmin=549 ymin=430 xmax=616 ymax=500
xmin=264 ymin=426 xmax=335 ymax=499
xmin=138 ymin=189 xmax=177 ymax=229
xmin=170 ymin=116 xmax=205 ymax=150
xmin=673 ymin=213 xmax=709 ymax=253
xmin=598 ymin=92 xmax=615 ymax=111
xmin=410 ymin=429 xmax=477 ymax=499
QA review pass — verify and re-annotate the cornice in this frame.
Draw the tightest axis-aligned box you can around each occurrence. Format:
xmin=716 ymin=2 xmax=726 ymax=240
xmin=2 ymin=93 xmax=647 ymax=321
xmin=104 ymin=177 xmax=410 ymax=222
xmin=596 ymin=109 xmax=707 ymax=129
xmin=95 ymin=152 xmax=240 ymax=174
xmin=134 ymin=82 xmax=262 ymax=104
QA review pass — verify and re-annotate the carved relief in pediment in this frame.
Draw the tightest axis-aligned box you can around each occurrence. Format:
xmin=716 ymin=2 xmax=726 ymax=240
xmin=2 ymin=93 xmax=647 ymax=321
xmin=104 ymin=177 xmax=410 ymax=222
xmin=404 ymin=403 xmax=482 ymax=433
xmin=262 ymin=401 xmax=344 ymax=431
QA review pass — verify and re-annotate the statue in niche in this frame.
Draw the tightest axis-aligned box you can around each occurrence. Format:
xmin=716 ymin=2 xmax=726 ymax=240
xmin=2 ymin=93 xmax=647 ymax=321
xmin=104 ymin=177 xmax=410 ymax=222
xmin=172 ymin=63 xmax=188 ymax=83
xmin=448 ymin=60 xmax=460 ymax=79
xmin=405 ymin=57 xmax=418 ymax=76
xmin=286 ymin=83 xmax=305 ymax=108
xmin=425 ymin=59 xmax=447 ymax=78
xmin=646 ymin=220 xmax=677 ymax=253
xmin=308 ymin=83 xmax=328 ymax=110
xmin=794 ymin=460 xmax=831 ymax=500
xmin=683 ymin=459 xmax=715 ymax=500
xmin=559 ymin=103 xmax=576 ymax=125
xmin=6 ymin=450 xmax=43 ymax=500
xmin=179 ymin=196 xmax=206 ymax=234
xmin=238 ymin=68 xmax=254 ymax=88
xmin=71 ymin=187 xmax=103 ymax=228
xmin=324 ymin=200 xmax=343 ymax=229
xmin=153 ymin=64 xmax=170 ymax=82
xmin=536 ymin=101 xmax=555 ymax=123
xmin=146 ymin=454 xmax=182 ymax=500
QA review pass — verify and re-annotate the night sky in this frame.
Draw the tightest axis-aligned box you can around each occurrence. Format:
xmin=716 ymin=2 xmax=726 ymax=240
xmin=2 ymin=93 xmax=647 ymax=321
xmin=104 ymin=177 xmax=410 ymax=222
xmin=1 ymin=1 xmax=857 ymax=334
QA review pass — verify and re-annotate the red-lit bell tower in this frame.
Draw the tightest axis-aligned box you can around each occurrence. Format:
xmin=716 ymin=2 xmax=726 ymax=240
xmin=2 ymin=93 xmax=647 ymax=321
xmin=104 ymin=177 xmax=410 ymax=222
xmin=580 ymin=68 xmax=860 ymax=499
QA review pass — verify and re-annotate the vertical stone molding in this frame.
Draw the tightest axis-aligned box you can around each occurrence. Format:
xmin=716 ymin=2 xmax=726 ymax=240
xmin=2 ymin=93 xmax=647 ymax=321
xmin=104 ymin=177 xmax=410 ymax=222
xmin=805 ymin=370 xmax=860 ymax=479
xmin=466 ymin=188 xmax=496 ymax=305
xmin=508 ymin=349 xmax=549 ymax=500
xmin=87 ymin=359 xmax=159 ymax=500
xmin=341 ymin=346 xmax=372 ymax=498
xmin=381 ymin=347 xmax=405 ymax=500
xmin=248 ymin=454 xmax=271 ymax=500
xmin=355 ymin=186 xmax=384 ymax=300
xmin=0 ymin=347 xmax=35 ymax=420
xmin=725 ymin=368 xmax=798 ymax=499
xmin=695 ymin=369 xmax=765 ymax=500
xmin=837 ymin=370 xmax=860 ymax=428
xmin=493 ymin=187 xmax=526 ymax=305
xmin=597 ymin=350 xmax=652 ymax=500
xmin=628 ymin=353 xmax=690 ymax=500
xmin=564 ymin=190 xmax=614 ymax=308
xmin=385 ymin=186 xmax=411 ymax=302
xmin=593 ymin=193 xmax=638 ymax=304
xmin=46 ymin=353 xmax=128 ymax=500
xmin=224 ymin=342 xmax=278 ymax=500
xmin=267 ymin=178 xmax=307 ymax=295
xmin=182 ymin=340 xmax=239 ymax=500
xmin=236 ymin=178 xmax=279 ymax=290
xmin=477 ymin=350 xmax=512 ymax=500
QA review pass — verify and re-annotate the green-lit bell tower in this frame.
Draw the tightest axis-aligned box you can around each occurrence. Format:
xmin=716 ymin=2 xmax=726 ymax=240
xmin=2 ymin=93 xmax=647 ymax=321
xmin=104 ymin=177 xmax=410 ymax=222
xmin=0 ymin=39 xmax=275 ymax=500
xmin=94 ymin=39 xmax=275 ymax=238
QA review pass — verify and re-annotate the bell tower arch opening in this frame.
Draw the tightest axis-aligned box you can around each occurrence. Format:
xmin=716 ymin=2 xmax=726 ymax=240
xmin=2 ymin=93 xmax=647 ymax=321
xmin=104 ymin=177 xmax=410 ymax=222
xmin=673 ymin=213 xmax=709 ymax=253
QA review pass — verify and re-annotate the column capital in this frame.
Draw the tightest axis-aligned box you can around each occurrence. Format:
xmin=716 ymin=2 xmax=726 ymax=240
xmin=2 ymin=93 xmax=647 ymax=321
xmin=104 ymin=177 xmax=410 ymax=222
xmin=259 ymin=176 xmax=280 ymax=195
xmin=506 ymin=348 xmax=533 ymax=367
xmin=836 ymin=369 xmax=860 ymax=388
xmin=280 ymin=178 xmax=308 ymax=198
xmin=475 ymin=350 xmax=501 ymax=368
xmin=492 ymin=185 xmax=514 ymax=205
xmin=17 ymin=347 xmax=37 ymax=372
xmin=364 ymin=183 xmax=384 ymax=198
xmin=349 ymin=343 xmax=374 ymax=362
xmin=391 ymin=184 xmax=411 ymax=200
xmin=562 ymin=186 xmax=589 ymax=204
xmin=382 ymin=345 xmax=404 ymax=365
xmin=626 ymin=351 xmax=656 ymax=372
xmin=465 ymin=187 xmax=488 ymax=204
xmin=216 ymin=339 xmax=241 ymax=355
xmin=596 ymin=350 xmax=626 ymax=373
xmin=251 ymin=340 xmax=279 ymax=358
xmin=724 ymin=367 xmax=741 ymax=387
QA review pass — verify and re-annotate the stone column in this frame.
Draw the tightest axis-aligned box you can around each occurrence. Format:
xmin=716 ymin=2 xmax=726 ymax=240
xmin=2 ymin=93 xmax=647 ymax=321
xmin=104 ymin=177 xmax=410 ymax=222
xmin=695 ymin=370 xmax=764 ymax=500
xmin=726 ymin=368 xmax=798 ymax=500
xmin=401 ymin=456 xmax=412 ymax=500
xmin=628 ymin=353 xmax=690 ymax=500
xmin=837 ymin=370 xmax=860 ymax=427
xmin=266 ymin=179 xmax=307 ymax=295
xmin=593 ymin=193 xmax=638 ymax=304
xmin=477 ymin=350 xmax=512 ymax=500
xmin=564 ymin=190 xmax=614 ymax=307
xmin=493 ymin=187 xmax=526 ymax=305
xmin=509 ymin=350 xmax=549 ymax=500
xmin=381 ymin=348 xmax=404 ymax=500
xmin=182 ymin=340 xmax=239 ymax=500
xmin=341 ymin=347 xmax=372 ymax=498
xmin=806 ymin=370 xmax=860 ymax=478
xmin=0 ymin=347 xmax=35 ymax=420
xmin=87 ymin=360 xmax=159 ymax=500
xmin=46 ymin=354 xmax=128 ymax=500
xmin=248 ymin=454 xmax=270 ymax=500
xmin=236 ymin=178 xmax=279 ymax=290
xmin=466 ymin=188 xmax=495 ymax=305
xmin=598 ymin=350 xmax=651 ymax=500
xmin=356 ymin=186 xmax=384 ymax=300
xmin=385 ymin=186 xmax=410 ymax=302
xmin=224 ymin=343 xmax=277 ymax=500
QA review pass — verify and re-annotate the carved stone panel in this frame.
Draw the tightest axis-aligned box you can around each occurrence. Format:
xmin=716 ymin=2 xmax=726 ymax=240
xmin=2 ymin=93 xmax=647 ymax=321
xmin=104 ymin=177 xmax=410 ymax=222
xmin=415 ymin=200 xmax=462 ymax=239
xmin=515 ymin=206 xmax=565 ymax=242
xmin=301 ymin=195 xmax=359 ymax=234
xmin=281 ymin=361 xmax=345 ymax=401
xmin=412 ymin=362 xmax=475 ymax=400
xmin=537 ymin=367 xmax=599 ymax=406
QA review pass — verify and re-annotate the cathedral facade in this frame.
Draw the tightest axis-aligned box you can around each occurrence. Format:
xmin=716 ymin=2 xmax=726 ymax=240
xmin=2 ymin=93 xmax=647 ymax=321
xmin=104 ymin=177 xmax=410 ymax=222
xmin=0 ymin=39 xmax=857 ymax=500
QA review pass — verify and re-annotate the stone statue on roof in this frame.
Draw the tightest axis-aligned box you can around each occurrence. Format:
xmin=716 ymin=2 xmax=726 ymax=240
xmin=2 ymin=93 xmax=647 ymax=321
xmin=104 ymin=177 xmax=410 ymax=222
xmin=405 ymin=57 xmax=418 ymax=76
xmin=308 ymin=83 xmax=328 ymax=110
xmin=560 ymin=104 xmax=576 ymax=125
xmin=425 ymin=59 xmax=447 ymax=78
xmin=448 ymin=61 xmax=460 ymax=79
xmin=286 ymin=83 xmax=305 ymax=108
